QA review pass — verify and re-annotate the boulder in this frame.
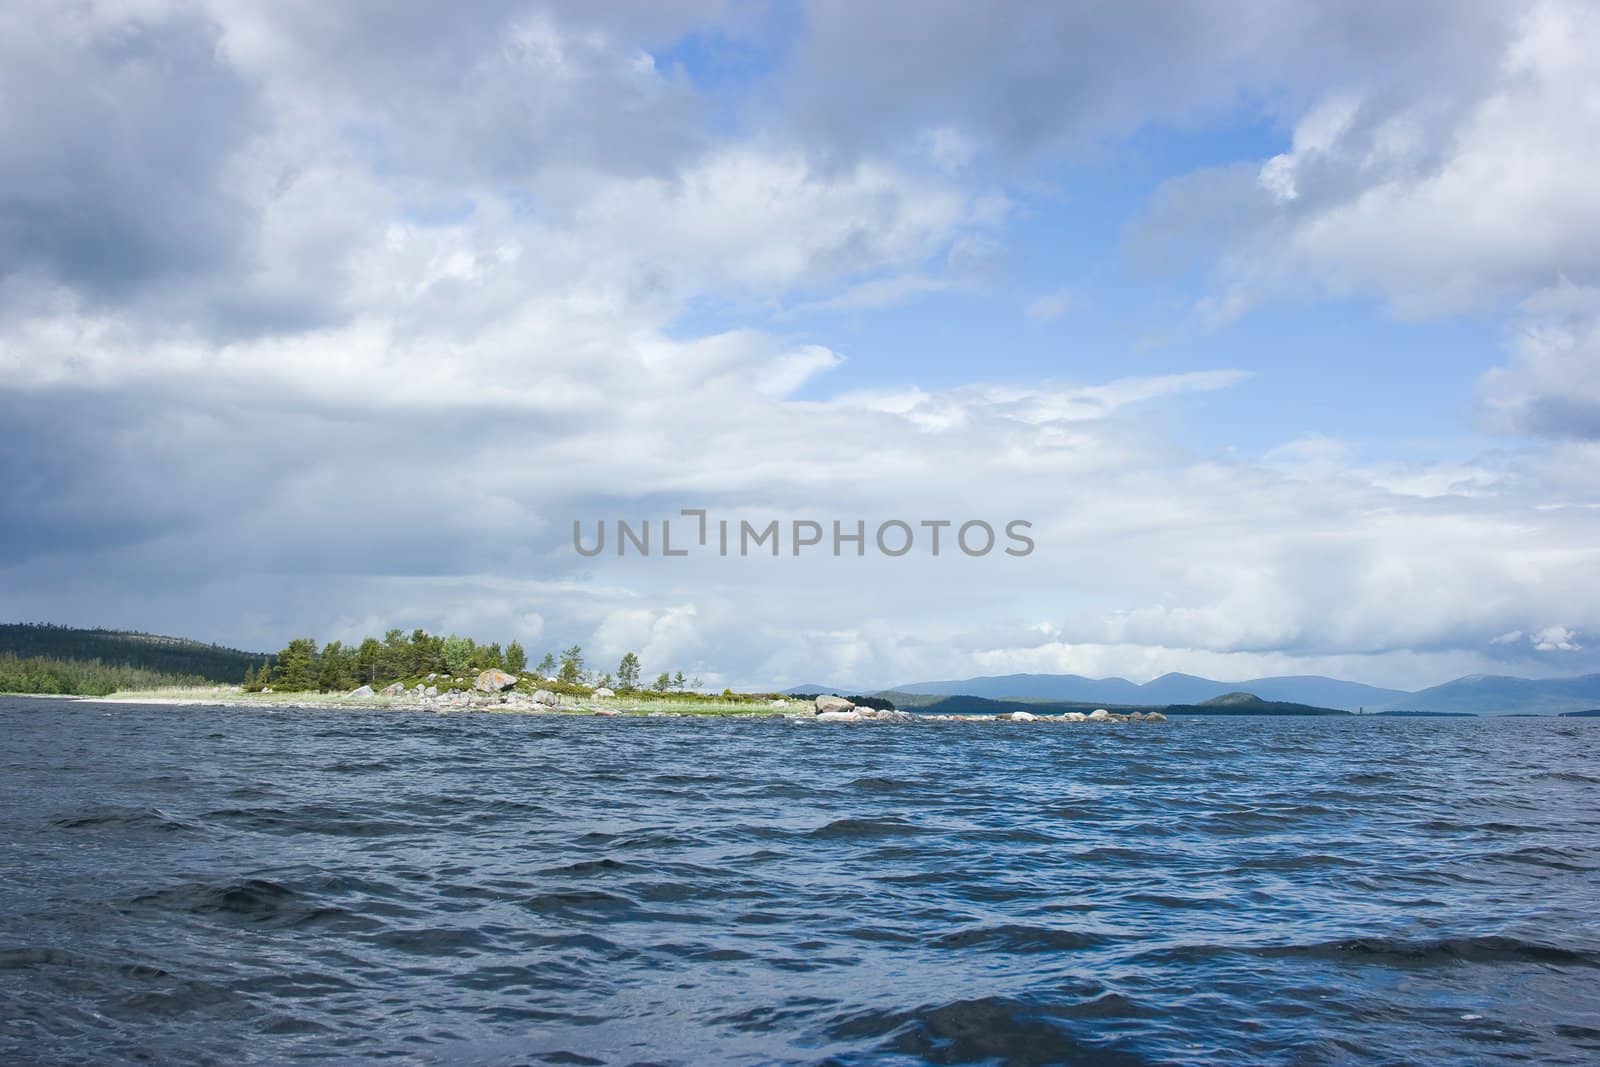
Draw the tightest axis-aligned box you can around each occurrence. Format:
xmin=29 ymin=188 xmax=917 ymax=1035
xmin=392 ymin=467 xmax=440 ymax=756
xmin=593 ymin=687 xmax=615 ymax=699
xmin=424 ymin=686 xmax=438 ymax=697
xmin=380 ymin=682 xmax=405 ymax=697
xmin=1144 ymin=711 xmax=1168 ymax=722
xmin=815 ymin=694 xmax=855 ymax=714
xmin=771 ymin=699 xmax=788 ymax=708
xmin=593 ymin=708 xmax=620 ymax=717
xmin=474 ymin=668 xmax=517 ymax=692
xmin=816 ymin=709 xmax=863 ymax=722
xmin=347 ymin=684 xmax=375 ymax=699
xmin=427 ymin=673 xmax=437 ymax=682
xmin=1088 ymin=708 xmax=1111 ymax=721
xmin=1010 ymin=711 xmax=1037 ymax=722
xmin=532 ymin=689 xmax=559 ymax=707
xmin=1062 ymin=711 xmax=1087 ymax=722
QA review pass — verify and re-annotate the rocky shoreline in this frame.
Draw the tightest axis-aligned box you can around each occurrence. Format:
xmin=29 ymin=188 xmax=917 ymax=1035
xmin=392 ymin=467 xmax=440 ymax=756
xmin=82 ymin=670 xmax=1168 ymax=723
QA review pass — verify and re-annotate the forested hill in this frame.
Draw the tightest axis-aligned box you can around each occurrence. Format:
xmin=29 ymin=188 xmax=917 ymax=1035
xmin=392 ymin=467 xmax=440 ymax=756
xmin=0 ymin=624 xmax=267 ymax=684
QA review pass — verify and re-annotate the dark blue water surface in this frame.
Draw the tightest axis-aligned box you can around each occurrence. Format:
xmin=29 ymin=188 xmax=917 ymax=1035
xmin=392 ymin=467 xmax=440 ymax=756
xmin=2 ymin=698 xmax=1598 ymax=1065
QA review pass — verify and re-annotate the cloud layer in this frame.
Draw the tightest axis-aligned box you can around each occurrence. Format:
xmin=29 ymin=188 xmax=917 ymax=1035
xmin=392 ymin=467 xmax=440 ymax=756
xmin=3 ymin=1 xmax=1598 ymax=689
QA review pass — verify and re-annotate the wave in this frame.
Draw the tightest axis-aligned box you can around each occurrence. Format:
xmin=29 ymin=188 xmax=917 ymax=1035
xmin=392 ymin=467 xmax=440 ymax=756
xmin=1148 ymin=934 xmax=1600 ymax=969
xmin=49 ymin=805 xmax=199 ymax=833
xmin=825 ymin=995 xmax=1156 ymax=1066
xmin=932 ymin=923 xmax=1118 ymax=953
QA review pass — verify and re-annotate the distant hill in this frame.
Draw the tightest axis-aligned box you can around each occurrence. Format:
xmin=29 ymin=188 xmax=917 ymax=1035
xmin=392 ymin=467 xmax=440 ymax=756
xmin=1164 ymin=693 xmax=1350 ymax=716
xmin=0 ymin=624 xmax=267 ymax=684
xmin=884 ymin=693 xmax=1119 ymax=716
xmin=892 ymin=671 xmax=1406 ymax=710
xmin=782 ymin=682 xmax=863 ymax=697
xmin=888 ymin=669 xmax=1600 ymax=715
xmin=1380 ymin=674 xmax=1600 ymax=716
xmin=880 ymin=689 xmax=1347 ymax=717
xmin=1374 ymin=710 xmax=1478 ymax=718
xmin=1558 ymin=709 xmax=1600 ymax=718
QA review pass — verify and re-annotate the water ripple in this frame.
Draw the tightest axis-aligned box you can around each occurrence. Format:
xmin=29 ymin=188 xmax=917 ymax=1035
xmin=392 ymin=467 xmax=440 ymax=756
xmin=1 ymin=698 xmax=1598 ymax=1064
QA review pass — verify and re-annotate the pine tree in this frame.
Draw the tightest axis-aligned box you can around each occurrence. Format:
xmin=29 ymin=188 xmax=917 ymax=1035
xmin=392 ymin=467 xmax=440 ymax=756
xmin=356 ymin=638 xmax=381 ymax=684
xmin=275 ymin=638 xmax=319 ymax=691
xmin=616 ymin=652 xmax=641 ymax=690
xmin=505 ymin=641 xmax=527 ymax=673
xmin=558 ymin=645 xmax=584 ymax=684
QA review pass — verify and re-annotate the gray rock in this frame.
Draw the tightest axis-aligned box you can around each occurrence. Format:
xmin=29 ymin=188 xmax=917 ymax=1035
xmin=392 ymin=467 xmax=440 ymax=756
xmin=593 ymin=687 xmax=615 ymax=699
xmin=380 ymin=682 xmax=405 ymax=697
xmin=771 ymin=699 xmax=788 ymax=708
xmin=816 ymin=709 xmax=862 ymax=722
xmin=532 ymin=689 xmax=559 ymax=707
xmin=1088 ymin=708 xmax=1111 ymax=721
xmin=346 ymin=684 xmax=375 ymax=698
xmin=1062 ymin=711 xmax=1087 ymax=722
xmin=424 ymin=686 xmax=438 ymax=697
xmin=1010 ymin=711 xmax=1037 ymax=722
xmin=814 ymin=694 xmax=855 ymax=714
xmin=474 ymin=668 xmax=517 ymax=692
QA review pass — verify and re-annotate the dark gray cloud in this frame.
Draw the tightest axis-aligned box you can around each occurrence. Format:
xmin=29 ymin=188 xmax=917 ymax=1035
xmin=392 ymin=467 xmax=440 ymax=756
xmin=776 ymin=1 xmax=1513 ymax=165
xmin=0 ymin=8 xmax=263 ymax=300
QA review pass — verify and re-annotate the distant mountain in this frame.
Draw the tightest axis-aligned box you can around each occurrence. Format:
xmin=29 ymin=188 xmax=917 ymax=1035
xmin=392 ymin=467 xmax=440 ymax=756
xmin=889 ymin=668 xmax=1600 ymax=715
xmin=878 ymin=690 xmax=1348 ymax=717
xmin=1559 ymin=709 xmax=1600 ymax=718
xmin=782 ymin=683 xmax=866 ymax=697
xmin=892 ymin=671 xmax=1407 ymax=710
xmin=0 ymin=623 xmax=266 ymax=684
xmin=1385 ymin=675 xmax=1600 ymax=716
xmin=896 ymin=673 xmax=1161 ymax=703
xmin=1168 ymin=693 xmax=1350 ymax=716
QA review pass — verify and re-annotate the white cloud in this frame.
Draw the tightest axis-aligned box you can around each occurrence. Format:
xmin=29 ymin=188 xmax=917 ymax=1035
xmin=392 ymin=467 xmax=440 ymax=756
xmin=784 ymin=274 xmax=953 ymax=315
xmin=4 ymin=0 xmax=1600 ymax=693
xmin=1141 ymin=1 xmax=1600 ymax=321
xmin=1532 ymin=625 xmax=1581 ymax=652
xmin=1481 ymin=282 xmax=1600 ymax=439
xmin=1024 ymin=287 xmax=1074 ymax=322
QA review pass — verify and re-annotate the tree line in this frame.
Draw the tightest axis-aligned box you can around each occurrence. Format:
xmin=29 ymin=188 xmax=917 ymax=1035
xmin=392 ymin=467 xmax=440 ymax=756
xmin=0 ymin=623 xmax=262 ymax=683
xmin=0 ymin=652 xmax=207 ymax=697
xmin=247 ymin=629 xmax=701 ymax=694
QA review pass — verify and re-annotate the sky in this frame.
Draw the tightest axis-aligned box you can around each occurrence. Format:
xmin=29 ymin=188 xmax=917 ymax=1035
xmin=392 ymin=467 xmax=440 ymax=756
xmin=3 ymin=0 xmax=1599 ymax=691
